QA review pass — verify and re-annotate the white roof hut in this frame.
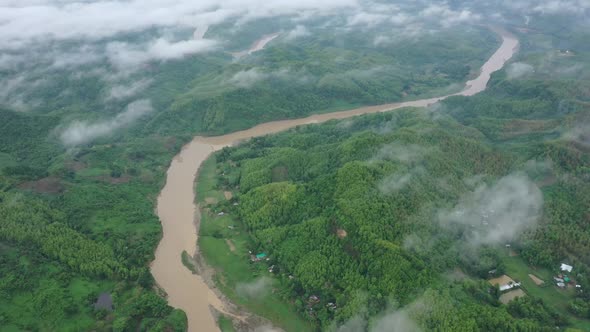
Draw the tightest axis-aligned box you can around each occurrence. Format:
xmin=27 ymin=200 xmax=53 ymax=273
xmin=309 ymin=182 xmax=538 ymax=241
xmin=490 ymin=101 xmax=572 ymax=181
xmin=560 ymin=263 xmax=573 ymax=273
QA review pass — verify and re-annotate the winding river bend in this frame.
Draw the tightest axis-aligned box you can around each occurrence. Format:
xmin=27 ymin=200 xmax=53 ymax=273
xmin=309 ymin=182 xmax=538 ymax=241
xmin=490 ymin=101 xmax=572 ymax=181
xmin=150 ymin=27 xmax=519 ymax=332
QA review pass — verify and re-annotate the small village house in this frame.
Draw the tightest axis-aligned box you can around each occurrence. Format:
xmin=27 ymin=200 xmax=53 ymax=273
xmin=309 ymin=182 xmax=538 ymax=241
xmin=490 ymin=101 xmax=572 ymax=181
xmin=560 ymin=263 xmax=573 ymax=273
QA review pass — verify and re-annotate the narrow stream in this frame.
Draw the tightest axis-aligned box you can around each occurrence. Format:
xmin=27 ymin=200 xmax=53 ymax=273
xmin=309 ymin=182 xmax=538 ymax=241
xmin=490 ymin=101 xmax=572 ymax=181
xmin=150 ymin=27 xmax=519 ymax=332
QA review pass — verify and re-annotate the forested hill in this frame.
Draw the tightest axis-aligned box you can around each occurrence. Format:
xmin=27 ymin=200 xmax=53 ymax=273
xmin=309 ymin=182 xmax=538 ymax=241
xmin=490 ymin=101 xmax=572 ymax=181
xmin=0 ymin=20 xmax=498 ymax=331
xmin=0 ymin=1 xmax=588 ymax=331
xmin=205 ymin=64 xmax=590 ymax=330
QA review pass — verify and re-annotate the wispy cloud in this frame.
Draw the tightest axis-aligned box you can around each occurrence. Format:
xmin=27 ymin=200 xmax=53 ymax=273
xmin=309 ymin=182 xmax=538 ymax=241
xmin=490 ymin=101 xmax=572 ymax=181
xmin=107 ymin=79 xmax=153 ymax=100
xmin=228 ymin=68 xmax=292 ymax=88
xmin=236 ymin=277 xmax=274 ymax=299
xmin=438 ymin=173 xmax=543 ymax=247
xmin=106 ymin=38 xmax=219 ymax=69
xmin=60 ymin=99 xmax=153 ymax=146
xmin=285 ymin=25 xmax=310 ymax=40
xmin=563 ymin=121 xmax=590 ymax=147
xmin=506 ymin=62 xmax=535 ymax=80
xmin=0 ymin=0 xmax=358 ymax=50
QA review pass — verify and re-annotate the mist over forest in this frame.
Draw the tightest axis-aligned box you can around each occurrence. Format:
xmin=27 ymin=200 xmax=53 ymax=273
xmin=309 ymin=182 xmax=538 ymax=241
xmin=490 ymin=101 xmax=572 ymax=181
xmin=0 ymin=1 xmax=589 ymax=331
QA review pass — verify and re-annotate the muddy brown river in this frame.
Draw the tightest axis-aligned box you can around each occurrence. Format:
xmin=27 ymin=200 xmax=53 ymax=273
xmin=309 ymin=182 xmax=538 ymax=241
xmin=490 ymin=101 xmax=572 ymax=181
xmin=150 ymin=27 xmax=519 ymax=332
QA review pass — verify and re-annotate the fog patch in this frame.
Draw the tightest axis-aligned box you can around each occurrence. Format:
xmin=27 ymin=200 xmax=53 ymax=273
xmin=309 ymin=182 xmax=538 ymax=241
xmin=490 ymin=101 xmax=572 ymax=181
xmin=336 ymin=315 xmax=367 ymax=332
xmin=373 ymin=118 xmax=400 ymax=135
xmin=371 ymin=309 xmax=422 ymax=332
xmin=419 ymin=4 xmax=481 ymax=28
xmin=347 ymin=12 xmax=391 ymax=27
xmin=60 ymin=99 xmax=153 ymax=146
xmin=0 ymin=0 xmax=358 ymax=50
xmin=523 ymin=159 xmax=553 ymax=175
xmin=373 ymin=144 xmax=430 ymax=164
xmin=229 ymin=69 xmax=268 ymax=88
xmin=379 ymin=173 xmax=413 ymax=194
xmin=438 ymin=173 xmax=543 ymax=247
xmin=506 ymin=62 xmax=534 ymax=79
xmin=378 ymin=167 xmax=426 ymax=195
xmin=336 ymin=119 xmax=355 ymax=130
xmin=285 ymin=25 xmax=310 ymax=40
xmin=228 ymin=68 xmax=290 ymax=88
xmin=0 ymin=75 xmax=46 ymax=111
xmin=334 ymin=300 xmax=422 ymax=332
xmin=106 ymin=38 xmax=218 ymax=69
xmin=108 ymin=79 xmax=153 ymax=100
xmin=374 ymin=143 xmax=431 ymax=194
xmin=563 ymin=122 xmax=590 ymax=147
xmin=532 ymin=0 xmax=590 ymax=14
xmin=403 ymin=233 xmax=437 ymax=255
xmin=236 ymin=277 xmax=273 ymax=299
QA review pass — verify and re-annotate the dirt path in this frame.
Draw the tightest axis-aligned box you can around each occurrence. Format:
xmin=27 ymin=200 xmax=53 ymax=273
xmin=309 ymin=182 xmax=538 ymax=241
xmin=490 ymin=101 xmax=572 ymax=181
xmin=529 ymin=274 xmax=545 ymax=285
xmin=226 ymin=239 xmax=236 ymax=252
xmin=151 ymin=27 xmax=519 ymax=332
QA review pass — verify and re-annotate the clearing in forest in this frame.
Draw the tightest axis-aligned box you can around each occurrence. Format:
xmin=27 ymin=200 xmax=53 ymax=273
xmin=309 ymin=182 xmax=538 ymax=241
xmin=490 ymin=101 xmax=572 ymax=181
xmin=499 ymin=289 xmax=526 ymax=304
xmin=225 ymin=239 xmax=236 ymax=252
xmin=488 ymin=275 xmax=515 ymax=287
xmin=528 ymin=274 xmax=544 ymax=286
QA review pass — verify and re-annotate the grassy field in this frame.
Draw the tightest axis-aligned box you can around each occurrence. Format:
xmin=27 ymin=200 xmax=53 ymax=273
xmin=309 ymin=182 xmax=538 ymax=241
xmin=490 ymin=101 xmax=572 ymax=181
xmin=502 ymin=255 xmax=590 ymax=330
xmin=196 ymin=155 xmax=314 ymax=332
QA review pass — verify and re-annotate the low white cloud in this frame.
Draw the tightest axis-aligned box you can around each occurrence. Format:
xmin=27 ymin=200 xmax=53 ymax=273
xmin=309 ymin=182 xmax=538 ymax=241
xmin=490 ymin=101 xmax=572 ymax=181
xmin=106 ymin=38 xmax=218 ymax=69
xmin=506 ymin=62 xmax=534 ymax=79
xmin=500 ymin=0 xmax=590 ymax=15
xmin=336 ymin=316 xmax=367 ymax=332
xmin=285 ymin=25 xmax=310 ymax=40
xmin=373 ymin=144 xmax=430 ymax=164
xmin=335 ymin=300 xmax=422 ymax=332
xmin=228 ymin=68 xmax=290 ymax=88
xmin=379 ymin=172 xmax=414 ymax=193
xmin=378 ymin=167 xmax=426 ymax=195
xmin=438 ymin=174 xmax=543 ymax=247
xmin=60 ymin=99 xmax=153 ymax=146
xmin=532 ymin=0 xmax=590 ymax=14
xmin=372 ymin=309 xmax=422 ymax=332
xmin=228 ymin=68 xmax=269 ymax=88
xmin=0 ymin=0 xmax=358 ymax=50
xmin=420 ymin=4 xmax=481 ymax=28
xmin=0 ymin=75 xmax=46 ymax=111
xmin=148 ymin=38 xmax=219 ymax=60
xmin=236 ymin=277 xmax=273 ymax=299
xmin=563 ymin=122 xmax=590 ymax=147
xmin=347 ymin=12 xmax=390 ymax=27
xmin=107 ymin=79 xmax=153 ymax=100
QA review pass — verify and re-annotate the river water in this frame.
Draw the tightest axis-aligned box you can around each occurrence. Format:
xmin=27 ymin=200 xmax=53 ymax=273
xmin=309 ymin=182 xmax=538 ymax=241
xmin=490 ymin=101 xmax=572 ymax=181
xmin=150 ymin=27 xmax=519 ymax=332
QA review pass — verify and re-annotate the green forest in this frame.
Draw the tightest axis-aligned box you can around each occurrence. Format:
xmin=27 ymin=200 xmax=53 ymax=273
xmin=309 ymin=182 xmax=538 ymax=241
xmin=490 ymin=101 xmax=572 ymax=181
xmin=198 ymin=18 xmax=590 ymax=331
xmin=204 ymin=77 xmax=590 ymax=330
xmin=0 ymin=18 xmax=500 ymax=331
xmin=0 ymin=2 xmax=589 ymax=332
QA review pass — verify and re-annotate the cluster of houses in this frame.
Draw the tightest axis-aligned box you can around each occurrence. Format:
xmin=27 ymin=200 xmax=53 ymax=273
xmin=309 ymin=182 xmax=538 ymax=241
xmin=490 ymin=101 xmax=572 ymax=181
xmin=488 ymin=274 xmax=527 ymax=304
xmin=248 ymin=249 xmax=342 ymax=316
xmin=305 ymin=295 xmax=338 ymax=317
xmin=249 ymin=252 xmax=268 ymax=262
xmin=500 ymin=281 xmax=522 ymax=292
xmin=554 ymin=263 xmax=582 ymax=290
